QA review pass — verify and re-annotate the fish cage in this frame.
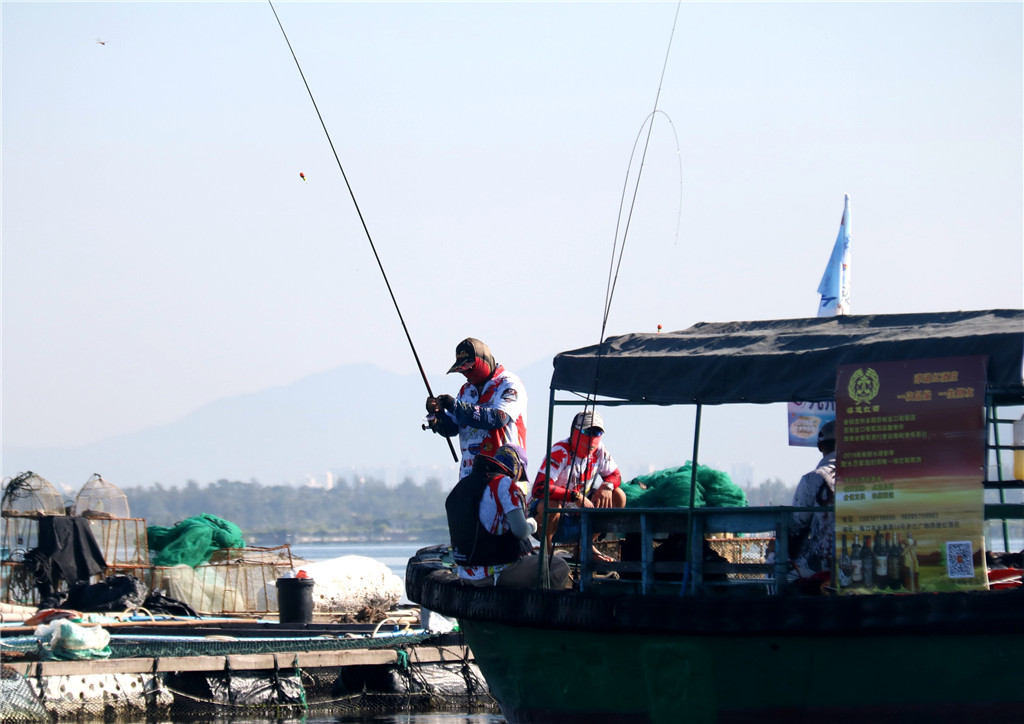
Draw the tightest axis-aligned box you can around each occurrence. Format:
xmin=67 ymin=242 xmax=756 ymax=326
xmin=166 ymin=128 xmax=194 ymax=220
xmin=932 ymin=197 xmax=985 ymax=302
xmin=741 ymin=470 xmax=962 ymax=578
xmin=1 ymin=472 xmax=67 ymax=605
xmin=72 ymin=473 xmax=130 ymax=520
xmin=708 ymin=536 xmax=773 ymax=580
xmin=147 ymin=545 xmax=296 ymax=615
xmin=90 ymin=517 xmax=150 ymax=569
xmin=1 ymin=471 xmax=65 ymax=519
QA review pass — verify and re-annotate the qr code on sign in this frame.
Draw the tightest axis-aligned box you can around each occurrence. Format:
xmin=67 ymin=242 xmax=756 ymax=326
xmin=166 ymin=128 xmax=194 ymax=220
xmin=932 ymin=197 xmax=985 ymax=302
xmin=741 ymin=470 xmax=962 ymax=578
xmin=946 ymin=541 xmax=975 ymax=579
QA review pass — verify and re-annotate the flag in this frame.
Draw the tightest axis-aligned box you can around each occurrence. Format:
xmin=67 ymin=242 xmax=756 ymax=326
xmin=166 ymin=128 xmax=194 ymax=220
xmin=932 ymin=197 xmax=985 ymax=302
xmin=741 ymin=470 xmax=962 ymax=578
xmin=816 ymin=194 xmax=852 ymax=317
xmin=788 ymin=194 xmax=850 ymax=445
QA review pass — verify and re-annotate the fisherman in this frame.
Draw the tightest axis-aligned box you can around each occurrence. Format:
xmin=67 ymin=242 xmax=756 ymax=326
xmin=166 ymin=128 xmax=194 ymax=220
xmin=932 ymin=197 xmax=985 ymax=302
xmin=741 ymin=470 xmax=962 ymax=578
xmin=788 ymin=420 xmax=837 ymax=582
xmin=530 ymin=410 xmax=624 ymax=562
xmin=445 ymin=444 xmax=570 ymax=589
xmin=425 ymin=338 xmax=527 ymax=481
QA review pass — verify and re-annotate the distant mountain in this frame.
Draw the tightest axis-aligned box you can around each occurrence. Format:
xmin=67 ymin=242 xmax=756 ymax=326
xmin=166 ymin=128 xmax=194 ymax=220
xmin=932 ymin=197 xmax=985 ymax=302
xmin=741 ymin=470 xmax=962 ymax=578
xmin=2 ymin=361 xmax=551 ymax=490
xmin=2 ymin=360 xmax=811 ymax=493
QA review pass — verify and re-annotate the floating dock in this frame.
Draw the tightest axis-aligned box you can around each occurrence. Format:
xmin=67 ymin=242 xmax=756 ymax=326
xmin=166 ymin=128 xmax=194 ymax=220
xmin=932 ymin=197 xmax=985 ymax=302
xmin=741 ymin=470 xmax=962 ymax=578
xmin=1 ymin=615 xmax=494 ymax=721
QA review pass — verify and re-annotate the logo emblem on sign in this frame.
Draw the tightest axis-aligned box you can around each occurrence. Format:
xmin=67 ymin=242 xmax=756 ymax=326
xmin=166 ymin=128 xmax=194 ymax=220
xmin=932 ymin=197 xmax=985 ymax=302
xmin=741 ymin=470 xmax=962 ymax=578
xmin=848 ymin=367 xmax=880 ymax=404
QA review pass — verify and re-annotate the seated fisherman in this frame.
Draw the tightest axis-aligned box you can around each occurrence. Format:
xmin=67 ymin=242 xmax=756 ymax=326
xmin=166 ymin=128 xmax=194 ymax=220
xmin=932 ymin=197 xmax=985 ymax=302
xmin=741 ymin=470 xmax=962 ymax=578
xmin=446 ymin=444 xmax=570 ymax=589
xmin=530 ymin=411 xmax=624 ymax=561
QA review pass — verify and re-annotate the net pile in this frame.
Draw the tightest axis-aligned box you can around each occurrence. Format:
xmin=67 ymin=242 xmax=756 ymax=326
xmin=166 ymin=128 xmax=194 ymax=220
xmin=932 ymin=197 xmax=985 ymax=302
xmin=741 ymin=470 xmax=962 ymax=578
xmin=622 ymin=462 xmax=748 ymax=509
xmin=148 ymin=514 xmax=246 ymax=567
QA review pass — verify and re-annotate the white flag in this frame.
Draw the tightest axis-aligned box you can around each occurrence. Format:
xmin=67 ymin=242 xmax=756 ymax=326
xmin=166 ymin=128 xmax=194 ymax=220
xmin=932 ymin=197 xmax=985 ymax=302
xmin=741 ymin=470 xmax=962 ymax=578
xmin=816 ymin=194 xmax=852 ymax=317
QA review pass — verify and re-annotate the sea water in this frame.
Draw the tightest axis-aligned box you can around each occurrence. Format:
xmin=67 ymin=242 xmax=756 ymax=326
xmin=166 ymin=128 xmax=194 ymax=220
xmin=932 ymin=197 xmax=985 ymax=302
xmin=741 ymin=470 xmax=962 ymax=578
xmin=276 ymin=542 xmax=503 ymax=724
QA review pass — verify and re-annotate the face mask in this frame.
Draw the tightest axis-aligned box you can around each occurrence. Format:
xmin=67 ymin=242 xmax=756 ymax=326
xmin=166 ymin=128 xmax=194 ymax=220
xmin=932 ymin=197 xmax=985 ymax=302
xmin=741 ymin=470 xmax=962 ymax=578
xmin=570 ymin=429 xmax=600 ymax=456
xmin=463 ymin=357 xmax=492 ymax=385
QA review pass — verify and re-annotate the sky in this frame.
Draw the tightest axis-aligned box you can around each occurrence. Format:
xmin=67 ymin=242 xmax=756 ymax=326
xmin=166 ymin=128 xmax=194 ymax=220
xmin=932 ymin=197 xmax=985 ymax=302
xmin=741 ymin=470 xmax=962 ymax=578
xmin=3 ymin=2 xmax=1022 ymax=485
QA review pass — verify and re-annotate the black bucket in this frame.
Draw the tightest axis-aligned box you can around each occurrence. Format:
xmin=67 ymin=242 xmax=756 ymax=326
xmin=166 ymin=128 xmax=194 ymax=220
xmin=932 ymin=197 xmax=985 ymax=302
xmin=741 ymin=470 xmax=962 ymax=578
xmin=275 ymin=577 xmax=315 ymax=624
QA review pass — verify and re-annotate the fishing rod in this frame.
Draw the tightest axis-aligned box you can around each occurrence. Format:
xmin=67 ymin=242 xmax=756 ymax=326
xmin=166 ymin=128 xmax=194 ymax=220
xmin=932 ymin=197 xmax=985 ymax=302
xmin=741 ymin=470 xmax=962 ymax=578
xmin=268 ymin=1 xmax=458 ymax=462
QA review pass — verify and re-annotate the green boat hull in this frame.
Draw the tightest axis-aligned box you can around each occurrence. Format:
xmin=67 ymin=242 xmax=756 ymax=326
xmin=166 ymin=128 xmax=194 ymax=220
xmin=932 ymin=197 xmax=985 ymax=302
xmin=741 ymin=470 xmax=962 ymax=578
xmin=461 ymin=618 xmax=1022 ymax=724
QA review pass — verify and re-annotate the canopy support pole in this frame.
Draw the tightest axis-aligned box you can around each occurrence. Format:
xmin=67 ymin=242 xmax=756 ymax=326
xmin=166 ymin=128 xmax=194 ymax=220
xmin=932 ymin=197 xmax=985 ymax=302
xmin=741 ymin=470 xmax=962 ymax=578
xmin=686 ymin=403 xmax=702 ymax=596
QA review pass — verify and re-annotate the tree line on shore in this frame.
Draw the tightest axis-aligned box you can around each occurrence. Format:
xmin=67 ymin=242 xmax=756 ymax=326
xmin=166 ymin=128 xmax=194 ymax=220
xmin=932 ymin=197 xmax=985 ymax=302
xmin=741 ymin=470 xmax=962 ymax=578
xmin=121 ymin=476 xmax=797 ymax=544
xmin=122 ymin=477 xmax=451 ymax=544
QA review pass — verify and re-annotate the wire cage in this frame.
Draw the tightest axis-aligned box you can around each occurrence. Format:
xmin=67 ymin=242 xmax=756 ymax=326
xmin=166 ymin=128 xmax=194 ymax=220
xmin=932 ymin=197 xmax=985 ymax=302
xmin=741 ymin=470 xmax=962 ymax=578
xmin=1 ymin=471 xmax=65 ymax=518
xmin=1 ymin=472 xmax=66 ymax=604
xmin=72 ymin=473 xmax=130 ymax=519
xmin=90 ymin=517 xmax=150 ymax=568
xmin=149 ymin=546 xmax=296 ymax=615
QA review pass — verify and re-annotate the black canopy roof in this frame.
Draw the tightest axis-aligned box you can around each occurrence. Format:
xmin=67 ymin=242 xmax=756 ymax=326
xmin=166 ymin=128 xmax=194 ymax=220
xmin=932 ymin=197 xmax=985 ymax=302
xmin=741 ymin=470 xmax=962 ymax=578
xmin=551 ymin=310 xmax=1024 ymax=406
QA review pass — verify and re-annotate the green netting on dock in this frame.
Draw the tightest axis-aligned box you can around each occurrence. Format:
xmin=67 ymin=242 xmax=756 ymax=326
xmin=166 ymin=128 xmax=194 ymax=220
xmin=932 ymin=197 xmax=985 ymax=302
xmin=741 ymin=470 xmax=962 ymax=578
xmin=147 ymin=514 xmax=246 ymax=567
xmin=622 ymin=462 xmax=747 ymax=509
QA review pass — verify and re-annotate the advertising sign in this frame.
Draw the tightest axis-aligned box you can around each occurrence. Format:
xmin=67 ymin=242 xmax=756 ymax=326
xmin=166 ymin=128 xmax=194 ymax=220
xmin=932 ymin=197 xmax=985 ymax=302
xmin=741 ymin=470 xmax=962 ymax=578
xmin=787 ymin=400 xmax=836 ymax=447
xmin=833 ymin=356 xmax=987 ymax=593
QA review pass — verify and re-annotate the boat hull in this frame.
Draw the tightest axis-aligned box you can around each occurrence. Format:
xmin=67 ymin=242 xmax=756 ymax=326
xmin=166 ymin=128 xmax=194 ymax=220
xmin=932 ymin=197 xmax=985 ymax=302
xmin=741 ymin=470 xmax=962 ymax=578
xmin=407 ymin=548 xmax=1024 ymax=724
xmin=461 ymin=618 xmax=1022 ymax=724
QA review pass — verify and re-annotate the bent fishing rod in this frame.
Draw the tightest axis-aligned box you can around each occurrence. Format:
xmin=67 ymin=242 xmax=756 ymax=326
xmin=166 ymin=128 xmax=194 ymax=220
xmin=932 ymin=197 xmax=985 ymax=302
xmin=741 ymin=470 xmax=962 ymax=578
xmin=268 ymin=1 xmax=458 ymax=462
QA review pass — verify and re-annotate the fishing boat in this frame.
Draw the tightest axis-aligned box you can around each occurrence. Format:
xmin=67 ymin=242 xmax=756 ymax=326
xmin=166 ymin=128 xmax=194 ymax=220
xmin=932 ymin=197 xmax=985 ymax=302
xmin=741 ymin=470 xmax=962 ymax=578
xmin=406 ymin=309 xmax=1024 ymax=724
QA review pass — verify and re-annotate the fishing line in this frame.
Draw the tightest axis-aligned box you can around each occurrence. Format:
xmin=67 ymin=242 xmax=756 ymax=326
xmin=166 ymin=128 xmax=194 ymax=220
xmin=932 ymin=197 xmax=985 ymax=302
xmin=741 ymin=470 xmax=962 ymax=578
xmin=546 ymin=2 xmax=683 ymax=581
xmin=604 ymin=109 xmax=684 ymax=325
xmin=268 ymin=1 xmax=457 ymax=462
xmin=601 ymin=2 xmax=682 ymax=333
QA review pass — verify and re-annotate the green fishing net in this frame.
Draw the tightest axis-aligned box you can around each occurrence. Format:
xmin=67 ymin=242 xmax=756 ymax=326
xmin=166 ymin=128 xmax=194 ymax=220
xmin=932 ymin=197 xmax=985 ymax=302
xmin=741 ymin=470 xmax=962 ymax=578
xmin=147 ymin=514 xmax=246 ymax=567
xmin=622 ymin=462 xmax=747 ymax=509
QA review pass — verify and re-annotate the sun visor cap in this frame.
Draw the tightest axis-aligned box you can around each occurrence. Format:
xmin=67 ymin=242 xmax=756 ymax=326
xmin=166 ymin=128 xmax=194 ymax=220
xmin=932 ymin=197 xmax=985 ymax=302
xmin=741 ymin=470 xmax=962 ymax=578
xmin=447 ymin=338 xmax=494 ymax=374
xmin=572 ymin=410 xmax=605 ymax=433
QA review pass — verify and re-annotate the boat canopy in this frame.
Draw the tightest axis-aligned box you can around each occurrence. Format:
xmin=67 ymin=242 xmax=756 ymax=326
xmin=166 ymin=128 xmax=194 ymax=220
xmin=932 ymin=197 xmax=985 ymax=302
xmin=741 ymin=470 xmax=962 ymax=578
xmin=551 ymin=309 xmax=1024 ymax=406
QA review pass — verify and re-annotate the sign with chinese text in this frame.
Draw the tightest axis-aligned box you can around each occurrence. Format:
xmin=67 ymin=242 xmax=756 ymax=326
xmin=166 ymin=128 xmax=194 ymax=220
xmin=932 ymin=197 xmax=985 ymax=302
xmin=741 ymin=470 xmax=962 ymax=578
xmin=834 ymin=356 xmax=987 ymax=594
xmin=787 ymin=400 xmax=836 ymax=447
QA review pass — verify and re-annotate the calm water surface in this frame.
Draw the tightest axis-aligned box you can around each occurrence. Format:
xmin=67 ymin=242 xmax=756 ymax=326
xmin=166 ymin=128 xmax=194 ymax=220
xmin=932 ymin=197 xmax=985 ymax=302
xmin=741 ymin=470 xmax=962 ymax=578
xmin=278 ymin=543 xmax=502 ymax=724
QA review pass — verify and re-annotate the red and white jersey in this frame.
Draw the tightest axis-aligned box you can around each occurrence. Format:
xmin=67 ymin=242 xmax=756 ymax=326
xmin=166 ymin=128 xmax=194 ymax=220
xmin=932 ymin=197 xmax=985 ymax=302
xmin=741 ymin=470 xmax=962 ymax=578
xmin=457 ymin=473 xmax=527 ymax=581
xmin=455 ymin=364 xmax=527 ymax=480
xmin=531 ymin=439 xmax=619 ymax=503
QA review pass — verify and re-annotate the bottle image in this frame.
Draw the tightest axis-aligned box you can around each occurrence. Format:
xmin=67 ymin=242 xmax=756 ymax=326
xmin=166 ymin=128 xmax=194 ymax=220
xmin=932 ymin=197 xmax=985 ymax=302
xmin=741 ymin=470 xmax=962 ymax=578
xmin=888 ymin=533 xmax=903 ymax=590
xmin=873 ymin=529 xmax=888 ymax=586
xmin=902 ymin=532 xmax=919 ymax=592
xmin=850 ymin=534 xmax=863 ymax=585
xmin=861 ymin=535 xmax=874 ymax=588
xmin=839 ymin=534 xmax=852 ymax=587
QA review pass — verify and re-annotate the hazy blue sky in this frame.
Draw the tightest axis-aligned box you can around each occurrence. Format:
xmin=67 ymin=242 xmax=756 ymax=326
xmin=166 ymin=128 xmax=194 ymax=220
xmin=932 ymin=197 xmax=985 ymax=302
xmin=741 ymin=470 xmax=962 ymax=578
xmin=3 ymin=2 xmax=1021 ymax=481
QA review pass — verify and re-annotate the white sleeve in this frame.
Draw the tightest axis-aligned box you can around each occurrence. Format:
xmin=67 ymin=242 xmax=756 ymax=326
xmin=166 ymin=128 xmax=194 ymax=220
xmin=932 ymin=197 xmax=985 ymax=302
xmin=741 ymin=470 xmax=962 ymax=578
xmin=505 ymin=507 xmax=535 ymax=541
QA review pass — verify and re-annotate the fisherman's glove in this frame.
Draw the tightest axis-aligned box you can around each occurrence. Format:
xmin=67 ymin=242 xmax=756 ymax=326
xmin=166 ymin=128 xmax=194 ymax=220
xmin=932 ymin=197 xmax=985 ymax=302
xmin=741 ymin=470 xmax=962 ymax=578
xmin=450 ymin=401 xmax=510 ymax=430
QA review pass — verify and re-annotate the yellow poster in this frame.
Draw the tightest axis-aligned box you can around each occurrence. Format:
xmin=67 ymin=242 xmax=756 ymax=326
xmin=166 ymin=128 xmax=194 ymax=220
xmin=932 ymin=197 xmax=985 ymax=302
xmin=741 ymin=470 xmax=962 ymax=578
xmin=834 ymin=356 xmax=987 ymax=593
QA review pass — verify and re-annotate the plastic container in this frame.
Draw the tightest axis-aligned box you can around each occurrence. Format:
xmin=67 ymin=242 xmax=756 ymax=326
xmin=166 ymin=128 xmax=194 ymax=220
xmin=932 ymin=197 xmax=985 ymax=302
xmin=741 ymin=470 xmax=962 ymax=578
xmin=275 ymin=577 xmax=314 ymax=624
xmin=1014 ymin=416 xmax=1024 ymax=481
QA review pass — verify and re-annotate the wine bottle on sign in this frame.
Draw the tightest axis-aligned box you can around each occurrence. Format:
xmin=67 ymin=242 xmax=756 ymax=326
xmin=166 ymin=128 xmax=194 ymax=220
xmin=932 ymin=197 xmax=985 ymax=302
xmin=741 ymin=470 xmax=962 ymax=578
xmin=861 ymin=535 xmax=874 ymax=588
xmin=873 ymin=529 xmax=888 ymax=587
xmin=902 ymin=533 xmax=919 ymax=592
xmin=850 ymin=534 xmax=863 ymax=585
xmin=888 ymin=533 xmax=903 ymax=590
xmin=839 ymin=534 xmax=852 ymax=587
